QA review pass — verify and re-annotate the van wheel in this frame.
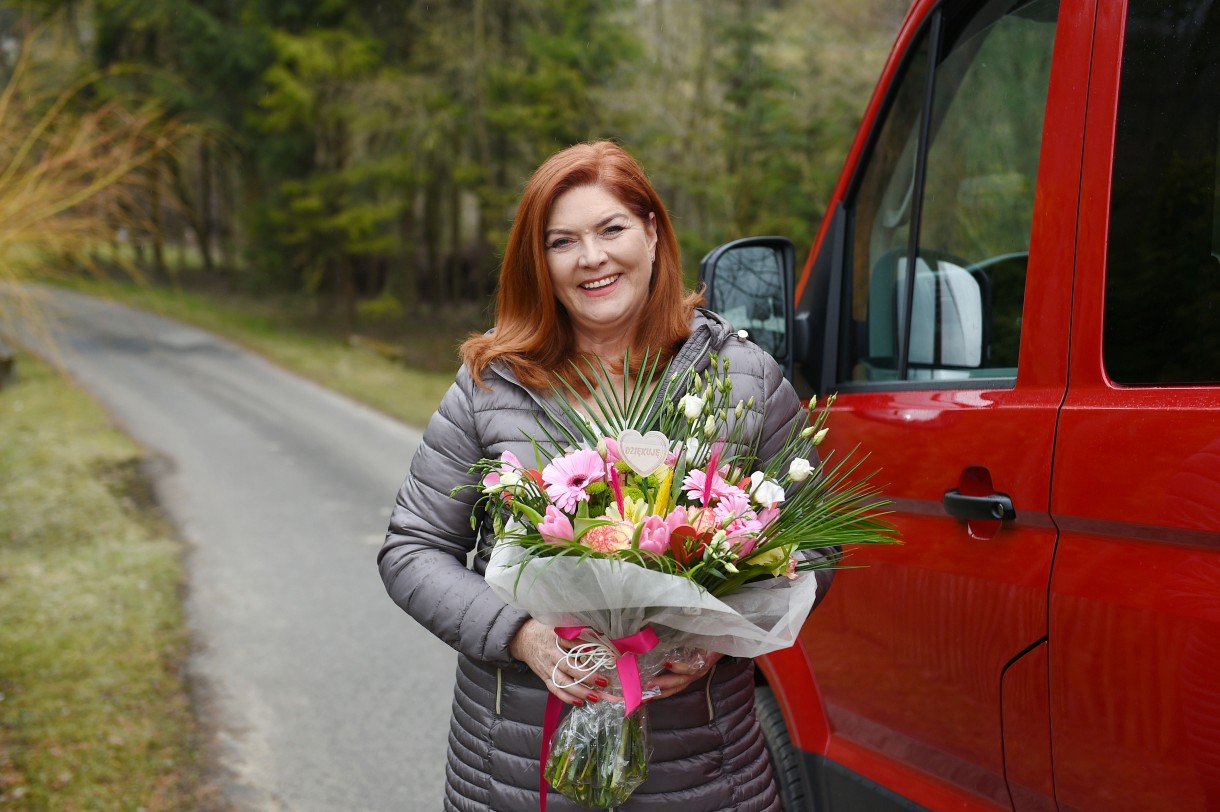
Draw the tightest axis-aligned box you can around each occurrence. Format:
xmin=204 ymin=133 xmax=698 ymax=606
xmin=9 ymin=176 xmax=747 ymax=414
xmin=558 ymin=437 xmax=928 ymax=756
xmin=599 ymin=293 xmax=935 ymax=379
xmin=756 ymin=684 xmax=812 ymax=811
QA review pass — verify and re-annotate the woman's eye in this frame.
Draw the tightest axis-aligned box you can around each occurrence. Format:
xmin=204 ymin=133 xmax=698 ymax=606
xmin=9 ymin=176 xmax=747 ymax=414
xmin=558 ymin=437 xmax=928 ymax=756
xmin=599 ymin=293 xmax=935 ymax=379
xmin=547 ymin=238 xmax=574 ymax=251
xmin=602 ymin=225 xmax=625 ymax=238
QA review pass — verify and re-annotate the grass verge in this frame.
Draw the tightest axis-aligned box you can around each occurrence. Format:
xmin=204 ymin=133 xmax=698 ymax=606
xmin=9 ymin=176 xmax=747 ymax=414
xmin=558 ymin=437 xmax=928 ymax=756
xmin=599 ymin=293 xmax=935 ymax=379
xmin=56 ymin=278 xmax=463 ymax=430
xmin=0 ymin=352 xmax=218 ymax=810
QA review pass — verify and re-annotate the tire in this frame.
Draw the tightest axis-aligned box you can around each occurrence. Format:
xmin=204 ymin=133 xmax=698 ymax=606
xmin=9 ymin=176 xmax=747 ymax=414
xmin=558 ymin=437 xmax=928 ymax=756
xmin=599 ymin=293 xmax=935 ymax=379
xmin=756 ymin=684 xmax=813 ymax=811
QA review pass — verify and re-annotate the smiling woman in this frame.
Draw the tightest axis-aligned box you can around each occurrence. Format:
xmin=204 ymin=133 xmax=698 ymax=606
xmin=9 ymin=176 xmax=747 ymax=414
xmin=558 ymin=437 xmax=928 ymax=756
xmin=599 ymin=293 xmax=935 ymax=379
xmin=459 ymin=141 xmax=700 ymax=395
xmin=543 ymin=184 xmax=658 ymax=359
xmin=378 ymin=141 xmax=835 ymax=811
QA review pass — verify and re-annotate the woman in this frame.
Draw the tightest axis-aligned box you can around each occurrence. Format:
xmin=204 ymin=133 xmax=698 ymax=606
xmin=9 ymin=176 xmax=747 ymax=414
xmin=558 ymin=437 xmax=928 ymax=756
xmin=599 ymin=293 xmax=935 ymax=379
xmin=379 ymin=141 xmax=826 ymax=811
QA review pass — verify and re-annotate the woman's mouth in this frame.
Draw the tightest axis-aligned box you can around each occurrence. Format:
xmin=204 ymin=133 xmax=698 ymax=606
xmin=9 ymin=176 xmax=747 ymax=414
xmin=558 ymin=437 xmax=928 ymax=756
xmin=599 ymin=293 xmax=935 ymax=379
xmin=579 ymin=274 xmax=621 ymax=291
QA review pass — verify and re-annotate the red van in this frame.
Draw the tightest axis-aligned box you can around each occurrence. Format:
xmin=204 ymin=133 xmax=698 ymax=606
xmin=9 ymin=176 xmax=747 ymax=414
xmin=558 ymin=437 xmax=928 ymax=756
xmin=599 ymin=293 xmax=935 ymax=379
xmin=700 ymin=0 xmax=1220 ymax=810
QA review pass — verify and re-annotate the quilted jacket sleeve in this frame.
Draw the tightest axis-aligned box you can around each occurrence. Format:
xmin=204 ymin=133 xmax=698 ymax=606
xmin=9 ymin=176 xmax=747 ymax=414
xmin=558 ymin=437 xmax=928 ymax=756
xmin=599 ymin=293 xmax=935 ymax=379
xmin=377 ymin=368 xmax=531 ymax=667
xmin=733 ymin=341 xmax=839 ymax=606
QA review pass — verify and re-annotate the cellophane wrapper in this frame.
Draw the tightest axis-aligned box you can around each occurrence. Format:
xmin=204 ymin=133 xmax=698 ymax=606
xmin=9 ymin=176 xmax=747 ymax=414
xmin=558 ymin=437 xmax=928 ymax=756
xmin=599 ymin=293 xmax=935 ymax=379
xmin=539 ymin=634 xmax=694 ymax=808
xmin=487 ymin=542 xmax=819 ymax=807
xmin=542 ymin=667 xmax=652 ymax=808
xmin=486 ymin=541 xmax=819 ymax=657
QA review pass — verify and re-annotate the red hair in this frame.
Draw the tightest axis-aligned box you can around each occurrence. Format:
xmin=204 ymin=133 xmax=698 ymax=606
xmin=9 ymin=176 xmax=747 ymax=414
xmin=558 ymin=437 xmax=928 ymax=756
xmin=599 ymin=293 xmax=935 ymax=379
xmin=461 ymin=141 xmax=703 ymax=391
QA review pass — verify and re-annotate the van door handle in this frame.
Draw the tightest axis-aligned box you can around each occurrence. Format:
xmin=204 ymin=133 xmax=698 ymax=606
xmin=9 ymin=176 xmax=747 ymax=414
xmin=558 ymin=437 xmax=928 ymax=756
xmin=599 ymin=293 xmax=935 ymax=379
xmin=943 ymin=490 xmax=1016 ymax=521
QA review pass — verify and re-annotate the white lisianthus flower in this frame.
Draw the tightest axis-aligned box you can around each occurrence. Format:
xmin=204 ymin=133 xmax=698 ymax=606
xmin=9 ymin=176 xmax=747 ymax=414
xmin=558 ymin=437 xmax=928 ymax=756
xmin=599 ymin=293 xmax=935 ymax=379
xmin=703 ymin=414 xmax=717 ymax=438
xmin=679 ymin=393 xmax=705 ymax=420
xmin=788 ymin=458 xmax=815 ymax=482
xmin=749 ymin=471 xmax=787 ymax=505
xmin=499 ymin=470 xmax=523 ymax=491
xmin=684 ymin=437 xmax=701 ymax=464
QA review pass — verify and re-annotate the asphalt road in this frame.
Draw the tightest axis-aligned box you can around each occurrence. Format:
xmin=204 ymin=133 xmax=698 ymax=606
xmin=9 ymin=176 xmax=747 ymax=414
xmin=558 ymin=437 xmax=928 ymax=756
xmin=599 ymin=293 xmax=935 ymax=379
xmin=12 ymin=287 xmax=457 ymax=811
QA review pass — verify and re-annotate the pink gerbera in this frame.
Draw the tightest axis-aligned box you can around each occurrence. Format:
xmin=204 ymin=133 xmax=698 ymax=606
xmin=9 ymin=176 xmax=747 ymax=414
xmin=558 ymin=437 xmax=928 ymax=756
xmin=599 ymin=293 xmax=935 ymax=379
xmin=712 ymin=492 xmax=755 ymax=525
xmin=542 ymin=449 xmax=606 ymax=512
xmin=681 ymin=468 xmax=746 ymax=506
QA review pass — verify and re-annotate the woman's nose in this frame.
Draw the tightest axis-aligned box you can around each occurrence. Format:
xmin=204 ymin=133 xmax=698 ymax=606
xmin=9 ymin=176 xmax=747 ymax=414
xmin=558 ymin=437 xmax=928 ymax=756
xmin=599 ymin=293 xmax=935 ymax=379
xmin=577 ymin=236 xmax=607 ymax=268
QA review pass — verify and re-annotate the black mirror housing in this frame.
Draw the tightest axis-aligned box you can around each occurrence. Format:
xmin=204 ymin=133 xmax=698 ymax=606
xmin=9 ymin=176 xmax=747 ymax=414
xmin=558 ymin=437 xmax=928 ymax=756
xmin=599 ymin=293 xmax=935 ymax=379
xmin=698 ymin=236 xmax=797 ymax=380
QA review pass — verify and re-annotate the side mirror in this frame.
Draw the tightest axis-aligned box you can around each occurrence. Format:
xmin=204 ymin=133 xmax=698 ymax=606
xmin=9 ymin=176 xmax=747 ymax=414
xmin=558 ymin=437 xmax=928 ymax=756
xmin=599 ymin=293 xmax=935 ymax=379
xmin=699 ymin=237 xmax=796 ymax=379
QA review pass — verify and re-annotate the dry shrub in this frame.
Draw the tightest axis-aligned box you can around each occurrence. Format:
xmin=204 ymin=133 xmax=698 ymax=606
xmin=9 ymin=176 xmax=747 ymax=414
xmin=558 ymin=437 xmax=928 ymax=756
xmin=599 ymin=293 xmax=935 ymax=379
xmin=0 ymin=12 xmax=193 ymax=350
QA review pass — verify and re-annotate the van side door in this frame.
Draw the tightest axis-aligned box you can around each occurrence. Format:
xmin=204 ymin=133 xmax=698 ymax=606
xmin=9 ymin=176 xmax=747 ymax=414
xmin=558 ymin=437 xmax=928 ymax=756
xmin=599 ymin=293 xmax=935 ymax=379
xmin=1049 ymin=2 xmax=1220 ymax=809
xmin=790 ymin=0 xmax=1087 ymax=807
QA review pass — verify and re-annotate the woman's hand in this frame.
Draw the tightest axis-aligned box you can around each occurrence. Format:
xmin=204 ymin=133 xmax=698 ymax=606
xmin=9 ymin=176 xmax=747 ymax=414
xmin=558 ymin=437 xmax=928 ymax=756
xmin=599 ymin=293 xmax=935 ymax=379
xmin=509 ymin=619 xmax=607 ymax=706
xmin=648 ymin=651 xmax=724 ymax=702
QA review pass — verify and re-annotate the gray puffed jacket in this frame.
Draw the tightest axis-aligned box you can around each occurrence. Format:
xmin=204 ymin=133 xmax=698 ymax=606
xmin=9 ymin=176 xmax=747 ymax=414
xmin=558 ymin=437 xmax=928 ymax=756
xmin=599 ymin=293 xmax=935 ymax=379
xmin=379 ymin=309 xmax=829 ymax=811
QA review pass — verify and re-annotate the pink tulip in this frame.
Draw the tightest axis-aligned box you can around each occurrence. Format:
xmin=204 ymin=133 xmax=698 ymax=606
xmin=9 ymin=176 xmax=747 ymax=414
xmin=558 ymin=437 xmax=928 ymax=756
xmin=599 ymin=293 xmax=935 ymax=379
xmin=638 ymin=515 xmax=671 ymax=554
xmin=537 ymin=505 xmax=574 ymax=544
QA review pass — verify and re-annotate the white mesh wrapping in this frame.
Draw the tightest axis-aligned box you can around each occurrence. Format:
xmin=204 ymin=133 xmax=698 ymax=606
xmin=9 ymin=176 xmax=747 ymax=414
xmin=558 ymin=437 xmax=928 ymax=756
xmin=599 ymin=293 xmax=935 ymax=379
xmin=486 ymin=541 xmax=818 ymax=659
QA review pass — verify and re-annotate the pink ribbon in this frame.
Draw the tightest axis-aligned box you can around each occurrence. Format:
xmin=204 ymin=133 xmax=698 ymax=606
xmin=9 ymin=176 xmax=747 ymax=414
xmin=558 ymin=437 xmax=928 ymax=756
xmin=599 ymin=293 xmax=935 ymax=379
xmin=538 ymin=626 xmax=659 ymax=811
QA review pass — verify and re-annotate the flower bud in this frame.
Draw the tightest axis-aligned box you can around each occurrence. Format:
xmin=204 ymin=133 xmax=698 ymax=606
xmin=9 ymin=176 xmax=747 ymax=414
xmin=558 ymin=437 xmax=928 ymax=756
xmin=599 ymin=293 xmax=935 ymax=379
xmin=679 ymin=393 xmax=705 ymax=421
xmin=812 ymin=427 xmax=830 ymax=446
xmin=788 ymin=458 xmax=815 ymax=482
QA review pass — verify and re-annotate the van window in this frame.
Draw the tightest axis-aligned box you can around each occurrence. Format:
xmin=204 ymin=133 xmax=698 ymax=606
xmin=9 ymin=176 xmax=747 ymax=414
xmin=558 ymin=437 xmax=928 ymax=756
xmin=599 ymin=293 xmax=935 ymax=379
xmin=1103 ymin=1 xmax=1220 ymax=385
xmin=842 ymin=0 xmax=1059 ymax=386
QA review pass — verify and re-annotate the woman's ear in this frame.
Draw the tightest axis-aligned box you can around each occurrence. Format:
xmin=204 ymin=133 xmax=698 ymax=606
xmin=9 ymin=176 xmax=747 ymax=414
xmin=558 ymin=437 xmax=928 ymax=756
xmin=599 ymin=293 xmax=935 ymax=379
xmin=646 ymin=212 xmax=658 ymax=255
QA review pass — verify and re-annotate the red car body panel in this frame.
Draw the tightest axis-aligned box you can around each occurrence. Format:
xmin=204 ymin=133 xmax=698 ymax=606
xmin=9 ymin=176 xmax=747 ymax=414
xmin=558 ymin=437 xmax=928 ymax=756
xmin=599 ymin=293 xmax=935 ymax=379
xmin=756 ymin=0 xmax=1220 ymax=809
xmin=1048 ymin=5 xmax=1220 ymax=808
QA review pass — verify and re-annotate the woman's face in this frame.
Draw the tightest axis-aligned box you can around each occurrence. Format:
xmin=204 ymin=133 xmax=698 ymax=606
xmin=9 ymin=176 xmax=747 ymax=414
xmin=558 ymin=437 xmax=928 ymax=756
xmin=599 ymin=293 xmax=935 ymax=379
xmin=544 ymin=184 xmax=658 ymax=354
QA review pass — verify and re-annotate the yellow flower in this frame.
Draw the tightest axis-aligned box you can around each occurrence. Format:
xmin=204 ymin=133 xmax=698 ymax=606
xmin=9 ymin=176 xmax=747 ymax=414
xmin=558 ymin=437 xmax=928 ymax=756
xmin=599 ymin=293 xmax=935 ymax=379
xmin=745 ymin=544 xmax=793 ymax=575
xmin=652 ymin=467 xmax=673 ymax=515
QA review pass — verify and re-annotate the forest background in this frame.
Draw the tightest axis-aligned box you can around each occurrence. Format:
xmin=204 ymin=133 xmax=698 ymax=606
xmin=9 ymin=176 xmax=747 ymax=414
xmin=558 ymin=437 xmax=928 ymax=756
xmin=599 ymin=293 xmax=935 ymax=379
xmin=0 ymin=0 xmax=908 ymax=366
xmin=0 ymin=4 xmax=909 ymax=802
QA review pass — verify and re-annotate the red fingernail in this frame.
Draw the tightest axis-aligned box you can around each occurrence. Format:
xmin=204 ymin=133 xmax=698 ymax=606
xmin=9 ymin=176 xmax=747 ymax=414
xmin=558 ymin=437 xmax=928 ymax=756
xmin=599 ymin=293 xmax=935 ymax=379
xmin=586 ymin=692 xmax=599 ymax=702
xmin=663 ymin=661 xmax=674 ymax=670
xmin=594 ymin=677 xmax=608 ymax=687
xmin=572 ymin=699 xmax=584 ymax=707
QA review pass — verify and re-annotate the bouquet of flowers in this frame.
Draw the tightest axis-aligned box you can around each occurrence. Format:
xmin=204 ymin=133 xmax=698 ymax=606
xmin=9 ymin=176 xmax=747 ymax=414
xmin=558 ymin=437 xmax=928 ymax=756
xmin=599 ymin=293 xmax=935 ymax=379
xmin=462 ymin=352 xmax=897 ymax=808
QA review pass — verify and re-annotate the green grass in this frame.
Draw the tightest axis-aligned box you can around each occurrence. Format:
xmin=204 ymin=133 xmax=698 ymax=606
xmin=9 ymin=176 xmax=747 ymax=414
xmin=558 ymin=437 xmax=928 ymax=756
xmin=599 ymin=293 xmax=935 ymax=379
xmin=0 ymin=354 xmax=218 ymax=810
xmin=0 ymin=273 xmax=471 ymax=808
xmin=58 ymin=277 xmax=464 ymax=430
